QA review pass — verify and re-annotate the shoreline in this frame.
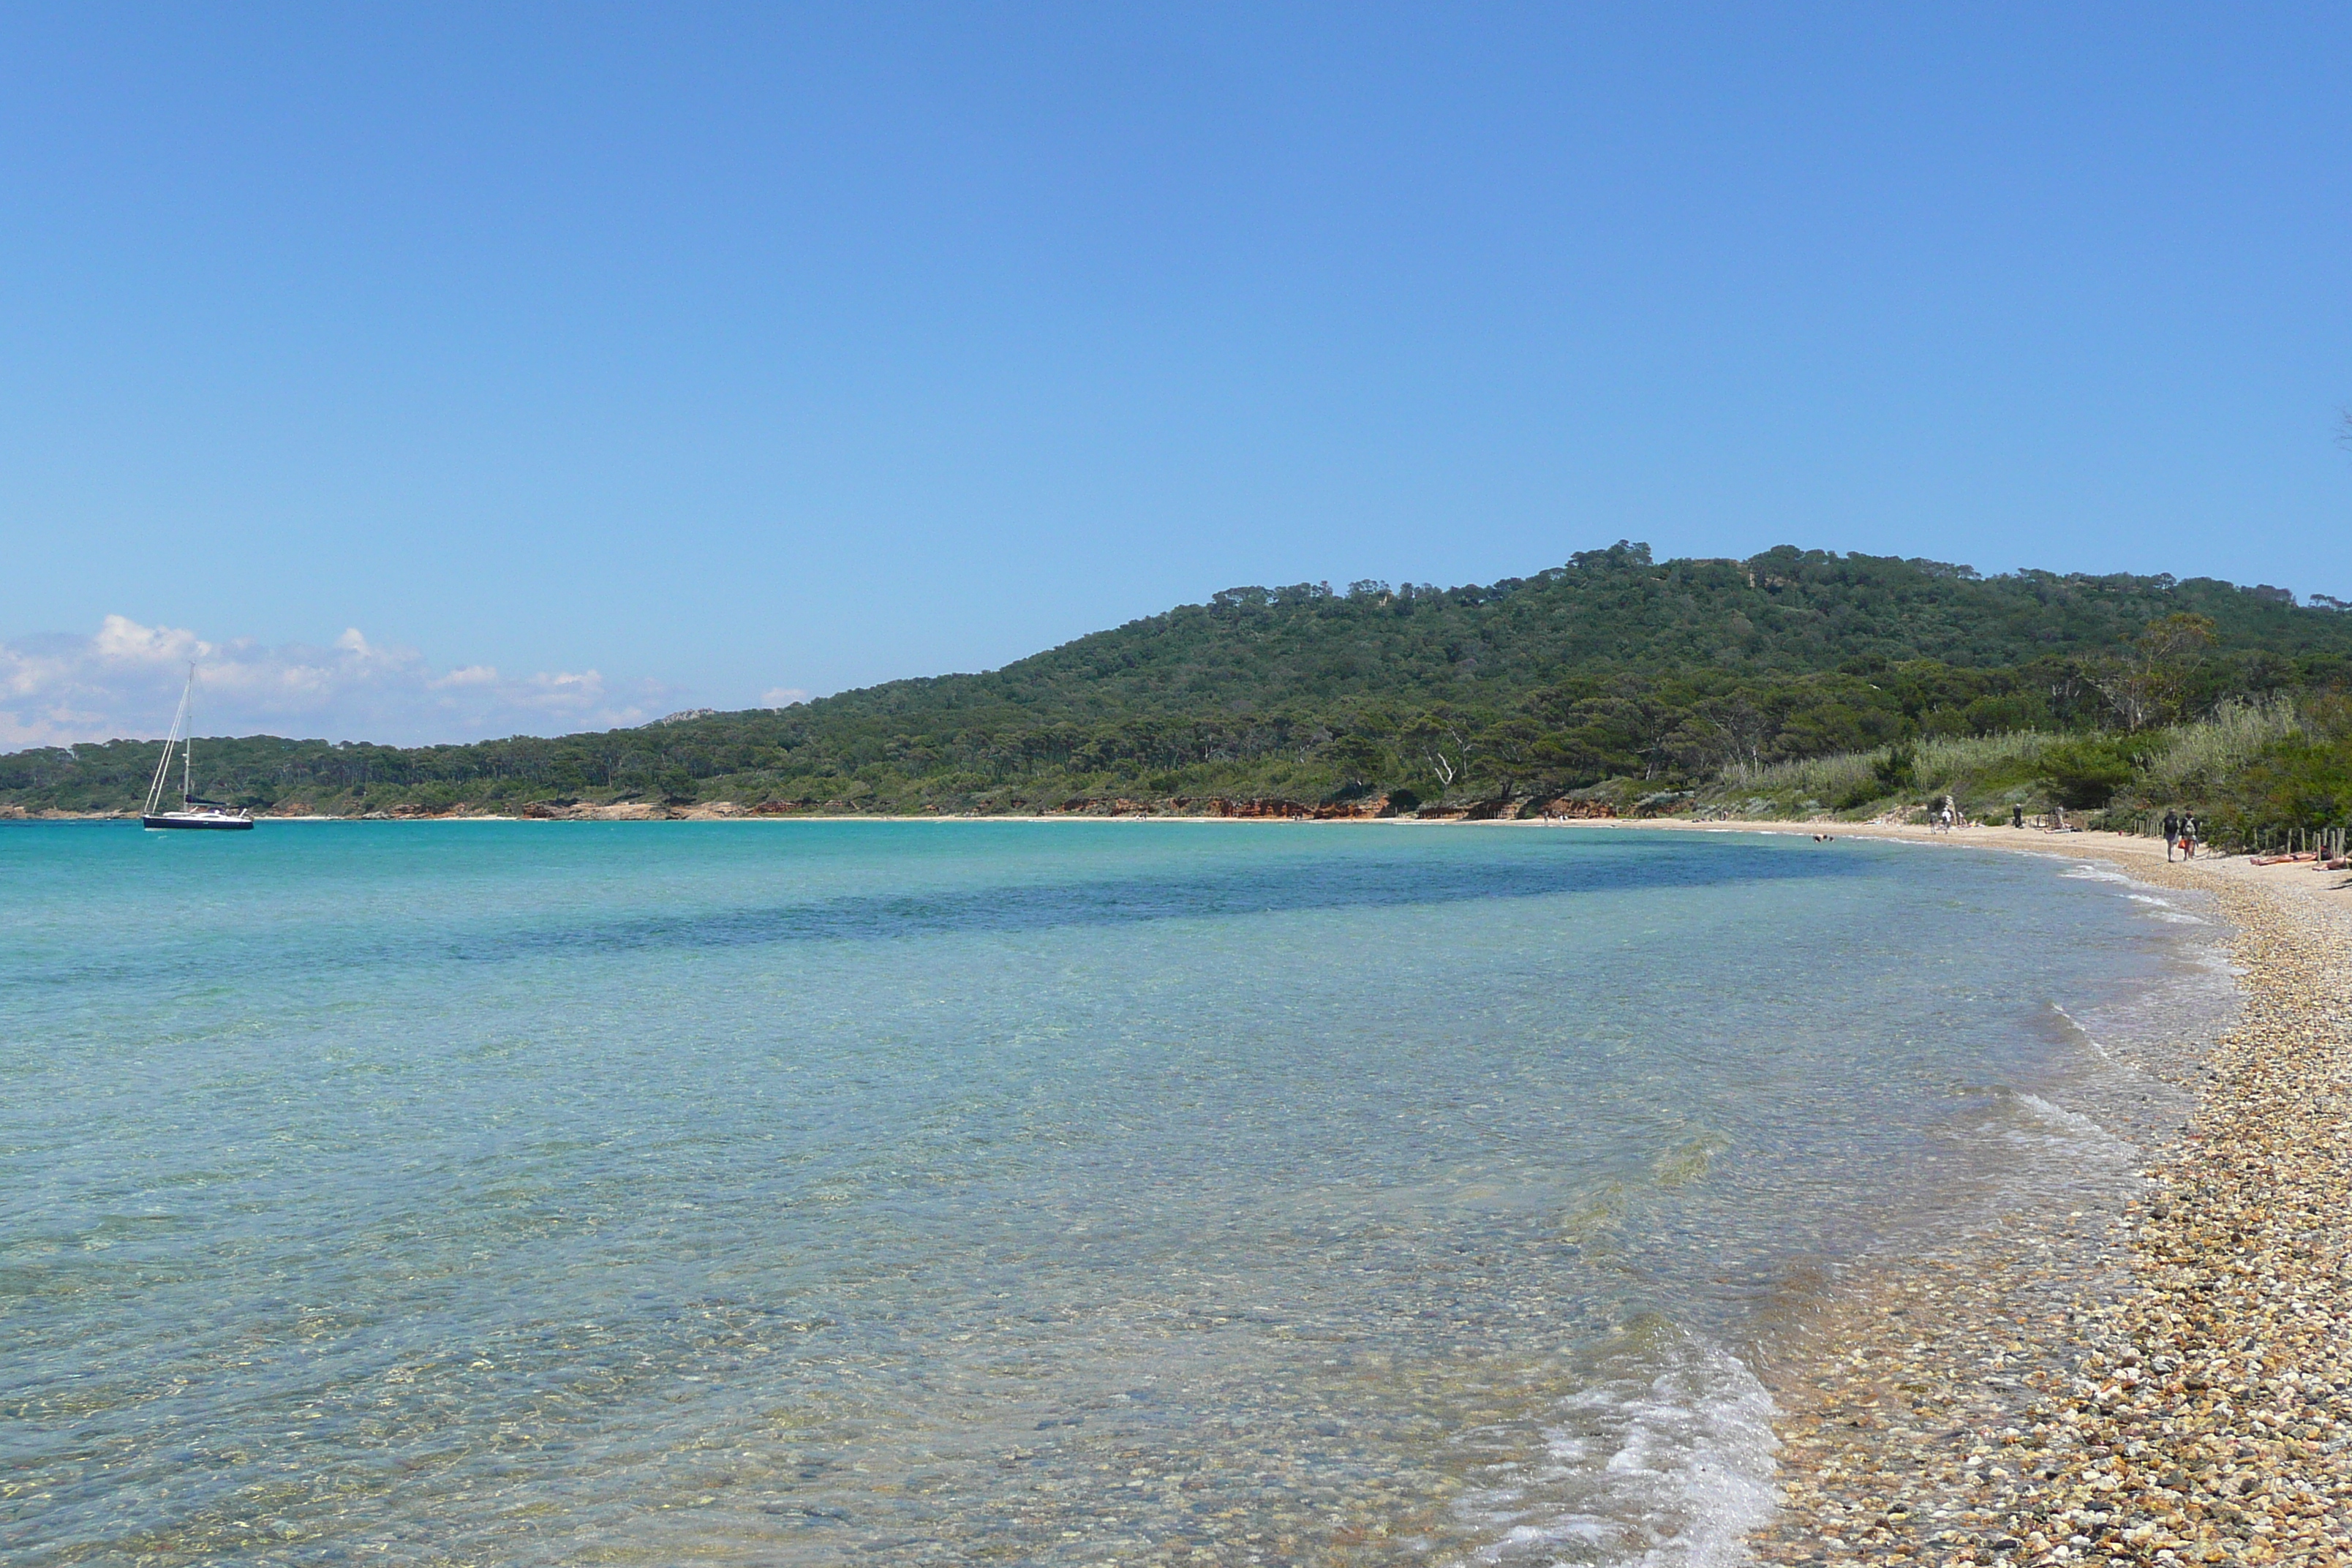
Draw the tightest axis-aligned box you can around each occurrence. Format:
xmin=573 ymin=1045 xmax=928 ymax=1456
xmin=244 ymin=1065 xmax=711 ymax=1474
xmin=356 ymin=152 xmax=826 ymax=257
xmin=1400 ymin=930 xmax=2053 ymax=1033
xmin=0 ymin=812 xmax=2247 ymax=832
xmin=1638 ymin=824 xmax=2352 ymax=1564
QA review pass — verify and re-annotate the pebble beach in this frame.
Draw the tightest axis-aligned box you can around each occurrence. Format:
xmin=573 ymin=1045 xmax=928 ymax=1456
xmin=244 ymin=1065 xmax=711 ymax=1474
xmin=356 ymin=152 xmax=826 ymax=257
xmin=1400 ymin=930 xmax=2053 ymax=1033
xmin=1643 ymin=826 xmax=2352 ymax=1566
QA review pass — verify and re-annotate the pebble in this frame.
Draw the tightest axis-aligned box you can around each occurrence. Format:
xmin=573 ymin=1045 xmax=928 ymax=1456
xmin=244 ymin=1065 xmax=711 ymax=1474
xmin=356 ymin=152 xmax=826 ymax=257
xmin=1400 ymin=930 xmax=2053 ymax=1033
xmin=1744 ymin=839 xmax=2352 ymax=1567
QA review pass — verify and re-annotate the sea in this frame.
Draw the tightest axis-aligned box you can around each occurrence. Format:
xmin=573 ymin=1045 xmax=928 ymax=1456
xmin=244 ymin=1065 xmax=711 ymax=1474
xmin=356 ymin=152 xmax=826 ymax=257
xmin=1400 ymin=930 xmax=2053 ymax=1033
xmin=0 ymin=820 xmax=2236 ymax=1567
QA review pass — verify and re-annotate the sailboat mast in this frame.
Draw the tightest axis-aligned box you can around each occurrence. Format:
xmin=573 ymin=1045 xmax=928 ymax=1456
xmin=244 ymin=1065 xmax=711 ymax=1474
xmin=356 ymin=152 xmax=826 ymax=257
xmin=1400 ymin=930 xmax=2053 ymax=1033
xmin=144 ymin=667 xmax=194 ymax=818
xmin=181 ymin=664 xmax=195 ymax=804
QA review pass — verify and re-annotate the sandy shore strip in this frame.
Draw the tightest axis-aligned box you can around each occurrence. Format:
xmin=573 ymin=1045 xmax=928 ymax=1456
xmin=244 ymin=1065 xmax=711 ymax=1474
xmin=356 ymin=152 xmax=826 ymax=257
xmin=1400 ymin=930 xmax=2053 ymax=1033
xmin=1599 ymin=823 xmax=2352 ymax=1565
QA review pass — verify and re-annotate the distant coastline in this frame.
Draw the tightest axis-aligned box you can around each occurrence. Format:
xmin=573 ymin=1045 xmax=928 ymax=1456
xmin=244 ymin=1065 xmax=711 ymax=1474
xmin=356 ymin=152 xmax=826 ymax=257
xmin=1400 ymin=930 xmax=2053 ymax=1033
xmin=1 ymin=795 xmax=1593 ymax=823
xmin=10 ymin=548 xmax=2351 ymax=837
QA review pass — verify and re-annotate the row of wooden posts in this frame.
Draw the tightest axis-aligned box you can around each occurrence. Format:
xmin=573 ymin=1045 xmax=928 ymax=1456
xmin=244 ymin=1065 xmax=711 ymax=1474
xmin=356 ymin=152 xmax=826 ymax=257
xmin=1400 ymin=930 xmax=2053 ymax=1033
xmin=2132 ymin=814 xmax=2345 ymax=857
xmin=2226 ymin=823 xmax=2342 ymax=857
xmin=2268 ymin=825 xmax=2349 ymax=858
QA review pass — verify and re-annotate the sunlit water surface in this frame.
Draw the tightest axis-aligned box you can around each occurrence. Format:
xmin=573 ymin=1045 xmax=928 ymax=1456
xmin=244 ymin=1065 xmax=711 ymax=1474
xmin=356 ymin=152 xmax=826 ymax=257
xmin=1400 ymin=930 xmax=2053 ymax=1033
xmin=0 ymin=822 xmax=2225 ymax=1566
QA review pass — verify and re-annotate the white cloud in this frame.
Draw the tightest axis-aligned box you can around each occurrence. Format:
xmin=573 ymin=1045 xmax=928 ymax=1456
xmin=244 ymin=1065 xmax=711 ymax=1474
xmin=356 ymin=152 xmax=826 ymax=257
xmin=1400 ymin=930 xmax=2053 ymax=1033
xmin=0 ymin=618 xmax=695 ymax=748
xmin=760 ymin=686 xmax=810 ymax=707
xmin=91 ymin=613 xmax=207 ymax=665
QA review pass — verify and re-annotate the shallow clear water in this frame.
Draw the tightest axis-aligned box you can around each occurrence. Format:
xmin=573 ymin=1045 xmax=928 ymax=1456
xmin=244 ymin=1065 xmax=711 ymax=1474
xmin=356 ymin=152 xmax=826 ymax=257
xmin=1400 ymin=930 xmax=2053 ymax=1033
xmin=0 ymin=822 xmax=2217 ymax=1566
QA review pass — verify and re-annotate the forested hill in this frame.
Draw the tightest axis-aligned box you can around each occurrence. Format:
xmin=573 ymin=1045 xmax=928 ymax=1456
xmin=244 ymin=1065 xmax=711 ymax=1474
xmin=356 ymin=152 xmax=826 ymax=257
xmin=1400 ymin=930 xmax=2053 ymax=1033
xmin=808 ymin=542 xmax=2342 ymax=721
xmin=8 ymin=543 xmax=2352 ymax=818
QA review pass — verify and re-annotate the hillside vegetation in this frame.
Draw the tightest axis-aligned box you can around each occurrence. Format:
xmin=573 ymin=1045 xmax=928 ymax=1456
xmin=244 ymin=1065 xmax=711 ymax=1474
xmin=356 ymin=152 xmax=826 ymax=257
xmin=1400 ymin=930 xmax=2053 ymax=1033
xmin=10 ymin=543 xmax=2352 ymax=844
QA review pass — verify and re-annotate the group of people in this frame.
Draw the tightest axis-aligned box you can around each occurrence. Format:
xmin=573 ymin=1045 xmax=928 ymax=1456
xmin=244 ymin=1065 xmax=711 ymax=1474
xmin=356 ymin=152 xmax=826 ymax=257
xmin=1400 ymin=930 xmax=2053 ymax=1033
xmin=2162 ymin=808 xmax=2200 ymax=861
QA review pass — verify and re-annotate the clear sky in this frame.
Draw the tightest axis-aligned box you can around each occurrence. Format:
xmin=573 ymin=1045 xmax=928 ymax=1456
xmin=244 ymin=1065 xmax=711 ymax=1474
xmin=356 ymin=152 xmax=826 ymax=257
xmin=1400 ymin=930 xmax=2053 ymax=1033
xmin=4 ymin=4 xmax=2349 ymax=745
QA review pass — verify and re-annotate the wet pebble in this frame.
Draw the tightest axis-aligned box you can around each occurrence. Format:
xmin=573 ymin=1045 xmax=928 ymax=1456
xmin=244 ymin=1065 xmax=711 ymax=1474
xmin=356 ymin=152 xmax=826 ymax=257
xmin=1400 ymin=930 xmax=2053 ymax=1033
xmin=1747 ymin=843 xmax=2352 ymax=1566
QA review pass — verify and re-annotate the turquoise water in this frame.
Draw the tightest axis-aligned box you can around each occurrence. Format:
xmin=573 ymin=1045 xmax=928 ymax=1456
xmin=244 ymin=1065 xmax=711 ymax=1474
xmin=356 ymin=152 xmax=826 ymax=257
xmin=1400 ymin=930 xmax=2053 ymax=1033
xmin=1 ymin=822 xmax=2214 ymax=1566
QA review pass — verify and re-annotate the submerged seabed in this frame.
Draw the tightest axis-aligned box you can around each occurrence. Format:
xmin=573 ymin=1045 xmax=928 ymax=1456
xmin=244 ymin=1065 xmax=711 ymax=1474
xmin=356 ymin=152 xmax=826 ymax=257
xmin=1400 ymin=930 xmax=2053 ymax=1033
xmin=0 ymin=823 xmax=2230 ymax=1567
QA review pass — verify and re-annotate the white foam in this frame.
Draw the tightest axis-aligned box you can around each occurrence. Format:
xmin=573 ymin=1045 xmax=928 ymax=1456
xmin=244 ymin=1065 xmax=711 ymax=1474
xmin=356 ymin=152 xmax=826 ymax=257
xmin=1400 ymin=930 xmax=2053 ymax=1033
xmin=2048 ymin=1003 xmax=2122 ymax=1066
xmin=2118 ymin=894 xmax=2206 ymax=927
xmin=1454 ymin=1336 xmax=1779 ymax=1567
xmin=2010 ymin=1092 xmax=2133 ymax=1161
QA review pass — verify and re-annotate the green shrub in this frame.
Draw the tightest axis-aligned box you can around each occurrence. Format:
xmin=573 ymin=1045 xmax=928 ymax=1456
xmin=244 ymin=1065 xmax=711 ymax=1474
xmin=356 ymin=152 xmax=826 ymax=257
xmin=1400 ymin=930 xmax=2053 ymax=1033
xmin=1833 ymin=779 xmax=1882 ymax=812
xmin=2219 ymin=735 xmax=2352 ymax=834
xmin=2034 ymin=738 xmax=2137 ymax=810
xmin=1873 ymin=745 xmax=1916 ymax=794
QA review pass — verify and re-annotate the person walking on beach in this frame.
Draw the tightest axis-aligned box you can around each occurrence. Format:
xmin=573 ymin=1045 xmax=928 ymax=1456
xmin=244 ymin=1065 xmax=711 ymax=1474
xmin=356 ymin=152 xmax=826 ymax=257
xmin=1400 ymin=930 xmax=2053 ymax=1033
xmin=2011 ymin=802 xmax=2024 ymax=829
xmin=2181 ymin=813 xmax=2198 ymax=860
xmin=2163 ymin=809 xmax=2181 ymax=861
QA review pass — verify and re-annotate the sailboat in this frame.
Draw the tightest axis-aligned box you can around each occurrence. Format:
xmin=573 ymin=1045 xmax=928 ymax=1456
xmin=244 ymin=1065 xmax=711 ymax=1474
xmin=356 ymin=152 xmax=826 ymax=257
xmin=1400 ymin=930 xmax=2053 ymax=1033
xmin=142 ymin=666 xmax=255 ymax=830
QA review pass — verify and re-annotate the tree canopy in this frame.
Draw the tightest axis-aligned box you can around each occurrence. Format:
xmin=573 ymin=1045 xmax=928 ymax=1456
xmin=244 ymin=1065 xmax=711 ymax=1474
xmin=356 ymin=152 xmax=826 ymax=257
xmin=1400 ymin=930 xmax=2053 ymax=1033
xmin=9 ymin=544 xmax=2351 ymax=818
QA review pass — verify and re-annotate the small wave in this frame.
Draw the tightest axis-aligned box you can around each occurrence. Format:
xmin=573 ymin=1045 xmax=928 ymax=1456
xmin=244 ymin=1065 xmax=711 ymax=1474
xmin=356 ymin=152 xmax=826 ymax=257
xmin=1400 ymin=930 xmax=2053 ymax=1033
xmin=2061 ymin=863 xmax=2134 ymax=883
xmin=2009 ymin=1091 xmax=2133 ymax=1160
xmin=2121 ymin=892 xmax=2206 ymax=924
xmin=1454 ymin=1330 xmax=1779 ymax=1567
xmin=2048 ymin=1003 xmax=2120 ymax=1066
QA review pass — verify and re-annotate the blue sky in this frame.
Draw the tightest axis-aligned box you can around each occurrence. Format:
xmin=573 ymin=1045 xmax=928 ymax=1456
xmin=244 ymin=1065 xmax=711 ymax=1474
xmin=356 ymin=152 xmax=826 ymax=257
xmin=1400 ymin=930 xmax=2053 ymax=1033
xmin=4 ymin=4 xmax=2348 ymax=744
